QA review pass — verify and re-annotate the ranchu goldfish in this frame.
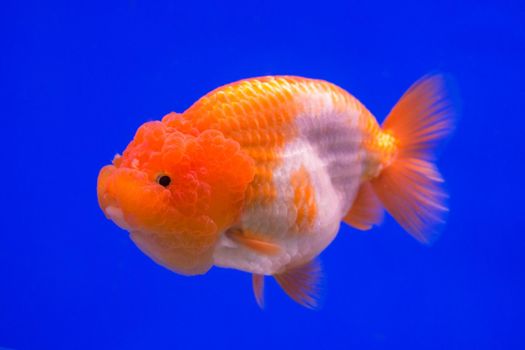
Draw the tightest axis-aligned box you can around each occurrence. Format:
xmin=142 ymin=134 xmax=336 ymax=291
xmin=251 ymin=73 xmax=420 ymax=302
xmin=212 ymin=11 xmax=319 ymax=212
xmin=97 ymin=75 xmax=454 ymax=308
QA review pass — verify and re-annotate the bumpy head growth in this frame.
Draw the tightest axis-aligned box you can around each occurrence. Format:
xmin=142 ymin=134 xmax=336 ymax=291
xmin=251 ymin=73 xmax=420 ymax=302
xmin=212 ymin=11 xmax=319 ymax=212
xmin=97 ymin=113 xmax=255 ymax=275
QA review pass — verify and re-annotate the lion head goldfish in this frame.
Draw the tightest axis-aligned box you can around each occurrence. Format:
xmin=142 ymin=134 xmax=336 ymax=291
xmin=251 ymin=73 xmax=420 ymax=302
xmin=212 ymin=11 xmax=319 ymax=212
xmin=98 ymin=75 xmax=454 ymax=308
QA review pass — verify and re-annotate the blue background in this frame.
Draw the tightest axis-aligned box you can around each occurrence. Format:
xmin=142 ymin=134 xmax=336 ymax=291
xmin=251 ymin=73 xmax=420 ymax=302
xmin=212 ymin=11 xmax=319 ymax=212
xmin=2 ymin=1 xmax=524 ymax=349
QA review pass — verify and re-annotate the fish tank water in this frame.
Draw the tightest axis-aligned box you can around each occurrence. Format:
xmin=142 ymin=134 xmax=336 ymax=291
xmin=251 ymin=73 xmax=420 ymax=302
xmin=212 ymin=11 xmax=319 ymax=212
xmin=1 ymin=1 xmax=524 ymax=349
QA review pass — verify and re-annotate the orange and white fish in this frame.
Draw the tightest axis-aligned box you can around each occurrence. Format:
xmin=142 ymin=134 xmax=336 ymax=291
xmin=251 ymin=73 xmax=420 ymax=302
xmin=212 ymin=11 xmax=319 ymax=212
xmin=97 ymin=75 xmax=454 ymax=308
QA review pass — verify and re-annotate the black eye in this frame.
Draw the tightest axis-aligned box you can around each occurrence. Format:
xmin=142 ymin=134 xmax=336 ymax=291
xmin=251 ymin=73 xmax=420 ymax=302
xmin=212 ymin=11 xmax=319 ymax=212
xmin=157 ymin=175 xmax=171 ymax=187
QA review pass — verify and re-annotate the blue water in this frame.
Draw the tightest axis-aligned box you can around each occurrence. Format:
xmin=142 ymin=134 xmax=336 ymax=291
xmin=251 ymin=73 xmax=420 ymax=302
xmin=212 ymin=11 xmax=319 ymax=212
xmin=2 ymin=1 xmax=524 ymax=349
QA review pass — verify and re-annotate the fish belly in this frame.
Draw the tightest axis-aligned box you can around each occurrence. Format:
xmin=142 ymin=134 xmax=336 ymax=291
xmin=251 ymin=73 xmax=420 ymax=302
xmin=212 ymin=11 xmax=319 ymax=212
xmin=213 ymin=98 xmax=366 ymax=275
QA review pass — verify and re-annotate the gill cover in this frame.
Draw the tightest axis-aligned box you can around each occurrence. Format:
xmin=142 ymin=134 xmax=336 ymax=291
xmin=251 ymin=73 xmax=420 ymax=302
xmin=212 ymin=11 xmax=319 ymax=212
xmin=98 ymin=113 xmax=255 ymax=275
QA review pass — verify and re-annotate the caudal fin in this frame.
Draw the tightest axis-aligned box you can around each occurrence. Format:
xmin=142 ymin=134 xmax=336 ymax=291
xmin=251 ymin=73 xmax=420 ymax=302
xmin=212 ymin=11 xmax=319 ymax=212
xmin=371 ymin=75 xmax=456 ymax=243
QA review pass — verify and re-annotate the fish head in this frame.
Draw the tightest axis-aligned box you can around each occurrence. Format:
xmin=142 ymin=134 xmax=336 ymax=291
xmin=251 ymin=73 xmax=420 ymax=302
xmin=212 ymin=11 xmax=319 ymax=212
xmin=97 ymin=114 xmax=255 ymax=275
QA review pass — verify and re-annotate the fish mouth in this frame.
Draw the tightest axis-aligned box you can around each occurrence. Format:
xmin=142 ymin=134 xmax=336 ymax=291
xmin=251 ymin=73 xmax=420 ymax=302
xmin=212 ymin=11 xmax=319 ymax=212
xmin=98 ymin=164 xmax=133 ymax=232
xmin=96 ymin=163 xmax=217 ymax=276
xmin=103 ymin=205 xmax=132 ymax=231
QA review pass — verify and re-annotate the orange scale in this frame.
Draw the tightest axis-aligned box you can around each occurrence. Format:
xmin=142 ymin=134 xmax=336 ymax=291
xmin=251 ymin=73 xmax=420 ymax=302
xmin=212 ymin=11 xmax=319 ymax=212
xmin=258 ymin=96 xmax=272 ymax=111
xmin=214 ymin=91 xmax=228 ymax=104
xmin=246 ymin=95 xmax=264 ymax=113
xmin=237 ymin=85 xmax=255 ymax=100
xmin=246 ymin=147 xmax=259 ymax=158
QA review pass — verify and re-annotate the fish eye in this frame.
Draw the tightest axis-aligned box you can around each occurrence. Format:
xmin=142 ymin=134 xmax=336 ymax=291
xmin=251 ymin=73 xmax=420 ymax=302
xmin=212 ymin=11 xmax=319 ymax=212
xmin=156 ymin=174 xmax=171 ymax=187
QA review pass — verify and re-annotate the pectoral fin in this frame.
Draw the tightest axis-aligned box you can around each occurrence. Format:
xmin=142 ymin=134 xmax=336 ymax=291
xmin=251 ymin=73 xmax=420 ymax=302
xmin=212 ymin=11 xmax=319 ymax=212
xmin=226 ymin=228 xmax=281 ymax=255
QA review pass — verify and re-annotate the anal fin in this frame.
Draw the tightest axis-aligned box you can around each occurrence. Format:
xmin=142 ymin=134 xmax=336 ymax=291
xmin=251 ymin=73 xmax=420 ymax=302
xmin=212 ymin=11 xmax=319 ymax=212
xmin=274 ymin=259 xmax=322 ymax=309
xmin=343 ymin=182 xmax=384 ymax=230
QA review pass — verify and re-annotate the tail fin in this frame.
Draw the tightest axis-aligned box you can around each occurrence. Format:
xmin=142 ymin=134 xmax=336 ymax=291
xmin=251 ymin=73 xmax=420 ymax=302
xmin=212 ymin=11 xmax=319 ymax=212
xmin=371 ymin=75 xmax=456 ymax=243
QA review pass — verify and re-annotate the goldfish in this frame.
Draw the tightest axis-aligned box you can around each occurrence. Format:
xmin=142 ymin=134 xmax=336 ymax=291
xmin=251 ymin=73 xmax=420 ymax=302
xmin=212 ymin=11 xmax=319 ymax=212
xmin=97 ymin=75 xmax=454 ymax=308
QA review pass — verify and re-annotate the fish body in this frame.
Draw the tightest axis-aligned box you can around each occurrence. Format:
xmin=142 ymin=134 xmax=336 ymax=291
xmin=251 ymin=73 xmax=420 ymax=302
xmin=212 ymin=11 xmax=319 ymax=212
xmin=98 ymin=75 xmax=454 ymax=308
xmin=196 ymin=77 xmax=385 ymax=275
